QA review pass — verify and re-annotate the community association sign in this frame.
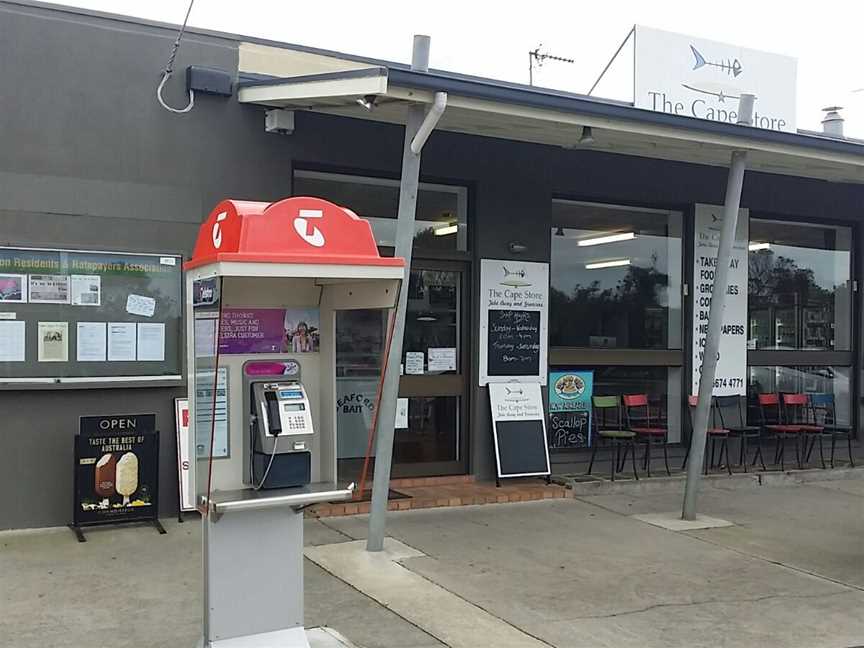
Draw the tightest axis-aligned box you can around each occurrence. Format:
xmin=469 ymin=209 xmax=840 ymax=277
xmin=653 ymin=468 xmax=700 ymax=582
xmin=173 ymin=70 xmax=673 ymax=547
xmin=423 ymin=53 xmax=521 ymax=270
xmin=634 ymin=26 xmax=797 ymax=132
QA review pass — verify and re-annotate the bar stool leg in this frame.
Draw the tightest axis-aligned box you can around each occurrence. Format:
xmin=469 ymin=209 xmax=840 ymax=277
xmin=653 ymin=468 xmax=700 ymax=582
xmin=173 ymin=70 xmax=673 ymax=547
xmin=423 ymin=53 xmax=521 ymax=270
xmin=612 ymin=442 xmax=620 ymax=482
xmin=818 ymin=434 xmax=826 ymax=469
xmin=587 ymin=440 xmax=599 ymax=476
xmin=630 ymin=440 xmax=639 ymax=480
xmin=723 ymin=438 xmax=732 ymax=475
xmin=662 ymin=438 xmax=670 ymax=476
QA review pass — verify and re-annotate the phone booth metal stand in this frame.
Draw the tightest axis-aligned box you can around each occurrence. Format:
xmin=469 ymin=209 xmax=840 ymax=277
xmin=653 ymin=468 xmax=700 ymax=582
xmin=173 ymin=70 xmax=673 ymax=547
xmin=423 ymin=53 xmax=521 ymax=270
xmin=184 ymin=197 xmax=404 ymax=648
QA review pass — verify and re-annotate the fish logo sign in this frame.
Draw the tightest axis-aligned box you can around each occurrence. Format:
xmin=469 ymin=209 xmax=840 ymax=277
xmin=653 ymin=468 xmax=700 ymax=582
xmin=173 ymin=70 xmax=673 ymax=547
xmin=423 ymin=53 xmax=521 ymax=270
xmin=690 ymin=45 xmax=742 ymax=77
xmin=500 ymin=265 xmax=531 ymax=287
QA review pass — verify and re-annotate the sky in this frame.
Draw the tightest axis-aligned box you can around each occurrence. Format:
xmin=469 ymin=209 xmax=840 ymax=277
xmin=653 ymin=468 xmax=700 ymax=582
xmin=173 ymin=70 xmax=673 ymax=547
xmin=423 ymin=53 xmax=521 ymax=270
xmin=59 ymin=0 xmax=864 ymax=136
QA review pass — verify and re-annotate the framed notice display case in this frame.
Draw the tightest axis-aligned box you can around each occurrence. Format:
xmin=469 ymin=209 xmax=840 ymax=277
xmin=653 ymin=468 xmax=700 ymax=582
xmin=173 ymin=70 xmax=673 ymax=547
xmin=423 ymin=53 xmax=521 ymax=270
xmin=0 ymin=246 xmax=182 ymax=385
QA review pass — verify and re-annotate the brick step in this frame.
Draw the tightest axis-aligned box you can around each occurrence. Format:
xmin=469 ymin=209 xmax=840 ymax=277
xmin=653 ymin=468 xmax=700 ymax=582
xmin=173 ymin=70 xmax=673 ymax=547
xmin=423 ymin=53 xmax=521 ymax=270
xmin=307 ymin=479 xmax=566 ymax=518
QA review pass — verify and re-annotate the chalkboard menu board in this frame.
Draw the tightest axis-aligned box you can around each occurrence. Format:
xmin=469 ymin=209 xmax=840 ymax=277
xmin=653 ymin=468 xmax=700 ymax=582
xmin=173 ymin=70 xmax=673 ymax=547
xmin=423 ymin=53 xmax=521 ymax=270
xmin=548 ymin=370 xmax=594 ymax=449
xmin=548 ymin=411 xmax=590 ymax=449
xmin=489 ymin=383 xmax=551 ymax=479
xmin=479 ymin=260 xmax=549 ymax=386
xmin=488 ymin=310 xmax=540 ymax=377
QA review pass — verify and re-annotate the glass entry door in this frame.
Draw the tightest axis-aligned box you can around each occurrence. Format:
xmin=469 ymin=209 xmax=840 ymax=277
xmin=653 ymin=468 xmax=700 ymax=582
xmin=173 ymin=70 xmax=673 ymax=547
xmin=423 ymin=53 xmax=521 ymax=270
xmin=335 ymin=260 xmax=469 ymax=480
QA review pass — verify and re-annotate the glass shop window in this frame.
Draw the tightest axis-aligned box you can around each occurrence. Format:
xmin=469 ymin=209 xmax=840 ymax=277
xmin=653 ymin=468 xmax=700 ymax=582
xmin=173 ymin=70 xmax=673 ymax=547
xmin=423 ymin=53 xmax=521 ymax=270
xmin=748 ymin=219 xmax=852 ymax=351
xmin=550 ymin=201 xmax=683 ymax=349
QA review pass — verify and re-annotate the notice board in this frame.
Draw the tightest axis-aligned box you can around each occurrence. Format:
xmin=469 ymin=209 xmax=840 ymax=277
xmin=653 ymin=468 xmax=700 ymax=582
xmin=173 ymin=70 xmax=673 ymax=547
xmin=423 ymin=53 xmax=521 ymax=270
xmin=489 ymin=383 xmax=550 ymax=479
xmin=479 ymin=260 xmax=549 ymax=386
xmin=0 ymin=247 xmax=182 ymax=384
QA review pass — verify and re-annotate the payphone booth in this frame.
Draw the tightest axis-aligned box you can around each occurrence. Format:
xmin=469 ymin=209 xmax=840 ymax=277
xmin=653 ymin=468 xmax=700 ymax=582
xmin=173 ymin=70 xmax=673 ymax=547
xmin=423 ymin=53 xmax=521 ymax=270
xmin=185 ymin=197 xmax=403 ymax=647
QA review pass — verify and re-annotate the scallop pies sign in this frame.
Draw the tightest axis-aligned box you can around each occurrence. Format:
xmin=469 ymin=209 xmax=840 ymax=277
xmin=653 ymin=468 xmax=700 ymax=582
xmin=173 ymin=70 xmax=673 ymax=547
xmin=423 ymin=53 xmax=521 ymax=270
xmin=634 ymin=26 xmax=797 ymax=132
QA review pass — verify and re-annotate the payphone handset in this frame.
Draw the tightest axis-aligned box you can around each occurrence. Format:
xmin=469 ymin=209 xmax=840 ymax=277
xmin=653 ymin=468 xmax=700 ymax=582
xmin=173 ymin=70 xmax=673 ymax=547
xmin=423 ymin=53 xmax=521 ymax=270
xmin=249 ymin=379 xmax=315 ymax=490
xmin=254 ymin=382 xmax=314 ymax=439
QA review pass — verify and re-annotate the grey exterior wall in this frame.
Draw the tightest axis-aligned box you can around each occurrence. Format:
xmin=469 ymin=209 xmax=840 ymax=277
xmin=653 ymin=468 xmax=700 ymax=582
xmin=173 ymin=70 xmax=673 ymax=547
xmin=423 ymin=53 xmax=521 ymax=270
xmin=1 ymin=2 xmax=863 ymax=528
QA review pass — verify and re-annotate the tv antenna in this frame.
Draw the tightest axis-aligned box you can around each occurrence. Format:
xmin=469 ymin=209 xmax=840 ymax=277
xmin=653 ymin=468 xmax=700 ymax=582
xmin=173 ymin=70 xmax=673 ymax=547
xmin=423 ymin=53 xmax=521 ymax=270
xmin=528 ymin=44 xmax=574 ymax=86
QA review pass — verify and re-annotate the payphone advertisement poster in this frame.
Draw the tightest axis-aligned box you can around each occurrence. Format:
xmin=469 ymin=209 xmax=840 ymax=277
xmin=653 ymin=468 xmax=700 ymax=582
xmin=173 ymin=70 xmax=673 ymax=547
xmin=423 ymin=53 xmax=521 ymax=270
xmin=74 ymin=414 xmax=159 ymax=526
xmin=218 ymin=308 xmax=320 ymax=354
xmin=548 ymin=370 xmax=594 ymax=449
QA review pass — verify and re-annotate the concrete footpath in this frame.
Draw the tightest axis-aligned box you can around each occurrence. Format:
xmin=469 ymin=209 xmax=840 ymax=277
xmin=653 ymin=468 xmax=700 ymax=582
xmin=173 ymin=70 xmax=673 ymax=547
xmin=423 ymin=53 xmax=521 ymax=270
xmin=2 ymin=474 xmax=864 ymax=648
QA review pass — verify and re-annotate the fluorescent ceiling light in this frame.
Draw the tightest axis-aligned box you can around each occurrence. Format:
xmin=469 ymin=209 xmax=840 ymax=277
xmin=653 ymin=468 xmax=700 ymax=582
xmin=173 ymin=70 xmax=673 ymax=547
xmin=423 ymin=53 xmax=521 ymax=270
xmin=748 ymin=242 xmax=771 ymax=251
xmin=577 ymin=232 xmax=636 ymax=247
xmin=585 ymin=259 xmax=630 ymax=270
xmin=434 ymin=224 xmax=458 ymax=236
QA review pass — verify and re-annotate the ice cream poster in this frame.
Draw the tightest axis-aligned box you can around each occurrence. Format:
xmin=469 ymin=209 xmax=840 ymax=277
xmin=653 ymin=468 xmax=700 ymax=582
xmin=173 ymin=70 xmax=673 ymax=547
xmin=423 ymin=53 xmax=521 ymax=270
xmin=74 ymin=415 xmax=159 ymax=526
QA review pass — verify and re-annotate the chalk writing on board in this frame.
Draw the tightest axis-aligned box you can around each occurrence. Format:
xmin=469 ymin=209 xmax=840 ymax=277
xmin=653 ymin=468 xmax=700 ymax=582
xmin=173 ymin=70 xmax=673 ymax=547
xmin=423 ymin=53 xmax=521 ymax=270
xmin=548 ymin=410 xmax=589 ymax=449
xmin=487 ymin=309 xmax=540 ymax=376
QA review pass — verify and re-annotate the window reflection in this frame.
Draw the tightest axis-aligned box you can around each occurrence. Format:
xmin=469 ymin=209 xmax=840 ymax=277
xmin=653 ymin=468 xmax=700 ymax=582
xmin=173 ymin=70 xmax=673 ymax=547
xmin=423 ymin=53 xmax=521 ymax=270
xmin=550 ymin=201 xmax=682 ymax=349
xmin=748 ymin=219 xmax=852 ymax=350
xmin=747 ymin=366 xmax=851 ymax=426
xmin=293 ymin=171 xmax=468 ymax=252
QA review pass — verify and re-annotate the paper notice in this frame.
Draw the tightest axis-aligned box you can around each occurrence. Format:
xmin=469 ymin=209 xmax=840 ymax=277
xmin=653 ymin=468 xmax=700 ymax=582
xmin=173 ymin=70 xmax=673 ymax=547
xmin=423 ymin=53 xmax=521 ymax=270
xmin=29 ymin=275 xmax=70 ymax=304
xmin=427 ymin=347 xmax=457 ymax=372
xmin=159 ymin=257 xmax=177 ymax=266
xmin=77 ymin=322 xmax=107 ymax=362
xmin=395 ymin=398 xmax=409 ymax=429
xmin=194 ymin=317 xmax=217 ymax=358
xmin=137 ymin=323 xmax=165 ymax=362
xmin=0 ymin=312 xmax=16 ymax=320
xmin=405 ymin=351 xmax=425 ymax=375
xmin=126 ymin=294 xmax=156 ymax=318
xmin=38 ymin=321 xmax=69 ymax=362
xmin=70 ymin=275 xmax=101 ymax=306
xmin=0 ymin=321 xmax=25 ymax=361
xmin=107 ymin=323 xmax=136 ymax=361
xmin=0 ymin=274 xmax=27 ymax=303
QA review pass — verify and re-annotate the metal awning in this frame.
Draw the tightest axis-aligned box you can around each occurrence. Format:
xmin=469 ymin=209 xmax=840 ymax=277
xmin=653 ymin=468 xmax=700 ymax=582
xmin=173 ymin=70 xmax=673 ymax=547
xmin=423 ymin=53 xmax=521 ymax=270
xmin=237 ymin=62 xmax=864 ymax=185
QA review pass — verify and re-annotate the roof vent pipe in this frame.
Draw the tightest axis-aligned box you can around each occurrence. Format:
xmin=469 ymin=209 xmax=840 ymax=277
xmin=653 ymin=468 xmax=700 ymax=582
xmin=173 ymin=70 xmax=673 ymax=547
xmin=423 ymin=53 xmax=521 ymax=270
xmin=821 ymin=106 xmax=844 ymax=138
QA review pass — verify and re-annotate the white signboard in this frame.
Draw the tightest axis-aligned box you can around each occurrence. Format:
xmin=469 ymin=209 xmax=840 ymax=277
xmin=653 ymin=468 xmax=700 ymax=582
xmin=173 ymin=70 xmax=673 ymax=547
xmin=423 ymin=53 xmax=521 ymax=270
xmin=692 ymin=204 xmax=749 ymax=396
xmin=488 ymin=383 xmax=550 ymax=478
xmin=479 ymin=260 xmax=549 ymax=386
xmin=174 ymin=398 xmax=196 ymax=512
xmin=634 ymin=25 xmax=797 ymax=132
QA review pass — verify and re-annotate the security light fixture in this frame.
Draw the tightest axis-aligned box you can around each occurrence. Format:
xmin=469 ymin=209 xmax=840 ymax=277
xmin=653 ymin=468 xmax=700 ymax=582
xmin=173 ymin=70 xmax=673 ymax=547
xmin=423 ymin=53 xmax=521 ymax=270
xmin=356 ymin=95 xmax=377 ymax=111
xmin=579 ymin=126 xmax=596 ymax=145
xmin=508 ymin=241 xmax=528 ymax=254
xmin=554 ymin=227 xmax=565 ymax=237
xmin=578 ymin=232 xmax=635 ymax=247
xmin=748 ymin=242 xmax=771 ymax=251
xmin=586 ymin=258 xmax=630 ymax=270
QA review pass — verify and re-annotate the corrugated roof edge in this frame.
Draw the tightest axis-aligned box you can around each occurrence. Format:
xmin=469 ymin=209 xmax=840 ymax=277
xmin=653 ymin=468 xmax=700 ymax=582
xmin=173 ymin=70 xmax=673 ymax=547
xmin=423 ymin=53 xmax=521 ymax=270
xmin=7 ymin=0 xmax=864 ymax=158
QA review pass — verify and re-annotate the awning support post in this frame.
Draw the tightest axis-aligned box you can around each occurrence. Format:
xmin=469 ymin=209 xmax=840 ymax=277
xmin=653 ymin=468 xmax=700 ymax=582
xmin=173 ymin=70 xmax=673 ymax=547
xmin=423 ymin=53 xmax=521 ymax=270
xmin=682 ymin=93 xmax=755 ymax=521
xmin=367 ymin=35 xmax=446 ymax=552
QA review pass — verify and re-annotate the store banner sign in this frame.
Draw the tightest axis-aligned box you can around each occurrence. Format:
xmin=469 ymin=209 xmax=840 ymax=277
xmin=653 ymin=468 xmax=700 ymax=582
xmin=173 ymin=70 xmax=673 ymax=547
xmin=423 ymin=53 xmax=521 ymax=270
xmin=692 ymin=204 xmax=748 ymax=396
xmin=74 ymin=414 xmax=160 ymax=528
xmin=479 ymin=260 xmax=549 ymax=386
xmin=634 ymin=26 xmax=797 ymax=132
xmin=548 ymin=370 xmax=594 ymax=449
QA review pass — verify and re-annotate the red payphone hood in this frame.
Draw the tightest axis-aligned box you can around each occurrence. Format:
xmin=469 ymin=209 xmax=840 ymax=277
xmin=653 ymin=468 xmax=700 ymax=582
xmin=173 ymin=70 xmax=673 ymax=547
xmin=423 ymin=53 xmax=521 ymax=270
xmin=184 ymin=196 xmax=404 ymax=270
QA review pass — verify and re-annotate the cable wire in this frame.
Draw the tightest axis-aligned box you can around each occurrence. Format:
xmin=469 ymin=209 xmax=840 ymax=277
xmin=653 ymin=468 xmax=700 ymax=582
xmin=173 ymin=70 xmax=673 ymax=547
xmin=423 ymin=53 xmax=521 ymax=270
xmin=156 ymin=0 xmax=196 ymax=114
